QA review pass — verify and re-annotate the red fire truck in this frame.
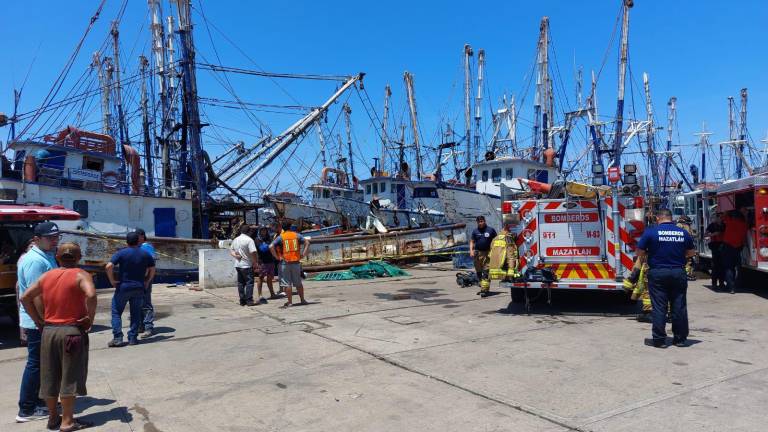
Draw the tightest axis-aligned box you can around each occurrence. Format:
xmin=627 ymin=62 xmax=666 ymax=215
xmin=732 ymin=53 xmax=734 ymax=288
xmin=499 ymin=172 xmax=645 ymax=298
xmin=713 ymin=173 xmax=768 ymax=274
xmin=0 ymin=204 xmax=81 ymax=321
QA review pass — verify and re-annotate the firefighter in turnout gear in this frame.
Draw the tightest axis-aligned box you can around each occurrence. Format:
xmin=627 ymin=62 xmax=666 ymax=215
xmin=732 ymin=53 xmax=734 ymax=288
xmin=623 ymin=261 xmax=652 ymax=323
xmin=676 ymin=216 xmax=696 ymax=281
xmin=488 ymin=223 xmax=520 ymax=283
xmin=470 ymin=216 xmax=497 ymax=298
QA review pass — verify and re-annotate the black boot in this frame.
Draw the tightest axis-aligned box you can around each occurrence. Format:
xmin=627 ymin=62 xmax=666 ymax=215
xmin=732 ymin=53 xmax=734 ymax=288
xmin=636 ymin=312 xmax=652 ymax=323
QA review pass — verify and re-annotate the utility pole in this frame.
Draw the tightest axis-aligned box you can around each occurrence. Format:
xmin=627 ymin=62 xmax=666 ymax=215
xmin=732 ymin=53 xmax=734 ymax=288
xmin=140 ymin=55 xmax=154 ymax=195
xmin=110 ymin=21 xmax=129 ymax=146
xmin=343 ymin=103 xmax=355 ymax=182
xmin=463 ymin=44 xmax=474 ymax=168
xmin=404 ymin=71 xmax=422 ymax=180
xmin=93 ymin=52 xmax=113 ymax=138
xmin=474 ymin=48 xmax=485 ymax=161
xmin=662 ymin=97 xmax=676 ymax=195
xmin=642 ymin=72 xmax=659 ymax=193
xmin=149 ymin=0 xmax=172 ymax=193
xmin=737 ymin=88 xmax=748 ymax=178
xmin=612 ymin=0 xmax=633 ymax=168
xmin=175 ymin=0 xmax=209 ymax=238
xmin=381 ymin=84 xmax=391 ymax=176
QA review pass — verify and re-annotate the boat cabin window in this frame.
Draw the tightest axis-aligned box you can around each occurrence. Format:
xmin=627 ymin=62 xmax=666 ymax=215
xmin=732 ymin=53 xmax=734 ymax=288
xmin=333 ymin=189 xmax=341 ymax=196
xmin=505 ymin=168 xmax=514 ymax=180
xmin=481 ymin=170 xmax=489 ymax=182
xmin=82 ymin=156 xmax=104 ymax=171
xmin=413 ymin=187 xmax=437 ymax=198
xmin=380 ymin=182 xmax=386 ymax=192
xmin=73 ymin=200 xmax=89 ymax=218
xmin=491 ymin=168 xmax=502 ymax=182
xmin=373 ymin=183 xmax=379 ymax=194
xmin=323 ymin=189 xmax=331 ymax=199
xmin=366 ymin=184 xmax=371 ymax=195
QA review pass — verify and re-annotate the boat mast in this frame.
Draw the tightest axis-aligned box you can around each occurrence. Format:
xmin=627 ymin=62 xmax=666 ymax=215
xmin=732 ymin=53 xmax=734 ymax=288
xmin=316 ymin=121 xmax=327 ymax=169
xmin=381 ymin=84 xmax=391 ymax=175
xmin=398 ymin=124 xmax=406 ymax=178
xmin=474 ymin=49 xmax=485 ymax=161
xmin=661 ymin=97 xmax=676 ymax=195
xmin=727 ymin=96 xmax=736 ymax=180
xmin=149 ymin=0 xmax=172 ymax=193
xmin=588 ymin=70 xmax=603 ymax=174
xmin=175 ymin=0 xmax=209 ymax=238
xmin=576 ymin=66 xmax=584 ymax=109
xmin=110 ymin=22 xmax=129 ymax=146
xmin=463 ymin=44 xmax=473 ymax=168
xmin=643 ymin=72 xmax=659 ymax=193
xmin=531 ymin=16 xmax=549 ymax=160
xmin=230 ymin=74 xmax=365 ymax=191
xmin=611 ymin=0 xmax=633 ymax=168
xmin=403 ymin=71 xmax=422 ymax=180
xmin=140 ymin=55 xmax=154 ymax=194
xmin=92 ymin=52 xmax=113 ymax=138
xmin=737 ymin=88 xmax=747 ymax=178
xmin=343 ymin=103 xmax=355 ymax=182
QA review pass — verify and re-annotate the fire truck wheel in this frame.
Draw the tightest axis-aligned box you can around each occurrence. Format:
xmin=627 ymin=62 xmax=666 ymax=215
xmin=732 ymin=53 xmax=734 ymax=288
xmin=510 ymin=288 xmax=525 ymax=303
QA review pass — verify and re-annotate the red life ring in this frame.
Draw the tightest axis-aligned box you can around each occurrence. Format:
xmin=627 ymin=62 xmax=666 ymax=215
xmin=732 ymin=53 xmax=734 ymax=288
xmin=102 ymin=171 xmax=119 ymax=189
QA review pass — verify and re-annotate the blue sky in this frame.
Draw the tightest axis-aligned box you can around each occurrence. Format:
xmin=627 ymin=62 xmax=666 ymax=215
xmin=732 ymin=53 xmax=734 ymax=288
xmin=1 ymin=1 xmax=767 ymax=194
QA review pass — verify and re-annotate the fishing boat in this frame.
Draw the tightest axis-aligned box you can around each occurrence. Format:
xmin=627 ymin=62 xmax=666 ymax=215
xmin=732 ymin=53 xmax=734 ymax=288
xmin=303 ymin=223 xmax=466 ymax=270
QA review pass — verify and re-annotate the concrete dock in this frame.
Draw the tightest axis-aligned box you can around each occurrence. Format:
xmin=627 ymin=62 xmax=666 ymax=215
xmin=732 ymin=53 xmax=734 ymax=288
xmin=1 ymin=264 xmax=767 ymax=431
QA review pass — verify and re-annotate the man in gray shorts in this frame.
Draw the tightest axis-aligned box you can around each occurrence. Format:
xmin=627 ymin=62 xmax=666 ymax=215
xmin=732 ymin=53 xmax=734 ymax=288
xmin=20 ymin=243 xmax=97 ymax=432
xmin=270 ymin=221 xmax=310 ymax=307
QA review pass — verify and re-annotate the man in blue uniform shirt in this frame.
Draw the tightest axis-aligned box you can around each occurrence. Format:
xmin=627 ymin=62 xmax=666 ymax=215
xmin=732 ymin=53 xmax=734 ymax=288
xmin=135 ymin=229 xmax=157 ymax=338
xmin=636 ymin=208 xmax=696 ymax=348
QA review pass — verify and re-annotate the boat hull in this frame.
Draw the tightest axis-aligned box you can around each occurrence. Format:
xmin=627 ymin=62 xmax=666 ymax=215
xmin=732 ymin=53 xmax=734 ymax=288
xmin=61 ymin=230 xmax=214 ymax=287
xmin=303 ymin=223 xmax=466 ymax=269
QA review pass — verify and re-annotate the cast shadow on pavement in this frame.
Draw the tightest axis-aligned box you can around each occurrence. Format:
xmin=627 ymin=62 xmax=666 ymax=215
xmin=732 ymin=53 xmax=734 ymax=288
xmin=78 ymin=406 xmax=134 ymax=427
xmin=493 ymin=289 xmax=638 ymax=317
xmin=75 ymin=396 xmax=116 ymax=413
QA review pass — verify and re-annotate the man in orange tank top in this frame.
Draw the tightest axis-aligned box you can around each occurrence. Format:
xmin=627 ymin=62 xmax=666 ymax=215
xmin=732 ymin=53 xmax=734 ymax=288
xmin=20 ymin=243 xmax=97 ymax=432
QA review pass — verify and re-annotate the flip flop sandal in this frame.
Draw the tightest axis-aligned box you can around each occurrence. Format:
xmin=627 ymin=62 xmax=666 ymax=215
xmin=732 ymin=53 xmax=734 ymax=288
xmin=281 ymin=302 xmax=292 ymax=308
xmin=60 ymin=419 xmax=94 ymax=431
xmin=297 ymin=300 xmax=309 ymax=306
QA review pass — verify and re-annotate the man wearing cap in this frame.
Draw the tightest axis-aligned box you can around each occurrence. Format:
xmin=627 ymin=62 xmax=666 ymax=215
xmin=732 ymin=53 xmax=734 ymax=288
xmin=469 ymin=216 xmax=497 ymax=298
xmin=134 ymin=229 xmax=157 ymax=338
xmin=105 ymin=232 xmax=156 ymax=347
xmin=20 ymin=243 xmax=97 ymax=432
xmin=15 ymin=222 xmax=59 ymax=423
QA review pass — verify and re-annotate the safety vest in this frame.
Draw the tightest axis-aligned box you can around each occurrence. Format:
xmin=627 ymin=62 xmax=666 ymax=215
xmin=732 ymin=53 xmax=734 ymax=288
xmin=280 ymin=231 xmax=302 ymax=263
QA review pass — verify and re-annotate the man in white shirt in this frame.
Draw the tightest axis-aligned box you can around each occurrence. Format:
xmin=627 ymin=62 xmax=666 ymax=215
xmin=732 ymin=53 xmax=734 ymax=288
xmin=229 ymin=225 xmax=258 ymax=306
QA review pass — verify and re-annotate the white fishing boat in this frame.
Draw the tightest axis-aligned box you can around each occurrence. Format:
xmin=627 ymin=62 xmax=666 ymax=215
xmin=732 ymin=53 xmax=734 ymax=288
xmin=0 ymin=127 xmax=208 ymax=284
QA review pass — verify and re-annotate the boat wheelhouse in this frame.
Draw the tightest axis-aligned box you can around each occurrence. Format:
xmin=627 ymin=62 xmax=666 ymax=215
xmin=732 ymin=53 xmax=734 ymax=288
xmin=472 ymin=156 xmax=557 ymax=196
xmin=0 ymin=126 xmax=193 ymax=237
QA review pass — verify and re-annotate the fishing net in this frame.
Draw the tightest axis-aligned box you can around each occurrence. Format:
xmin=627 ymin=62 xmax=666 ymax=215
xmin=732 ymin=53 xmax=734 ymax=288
xmin=309 ymin=260 xmax=409 ymax=281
